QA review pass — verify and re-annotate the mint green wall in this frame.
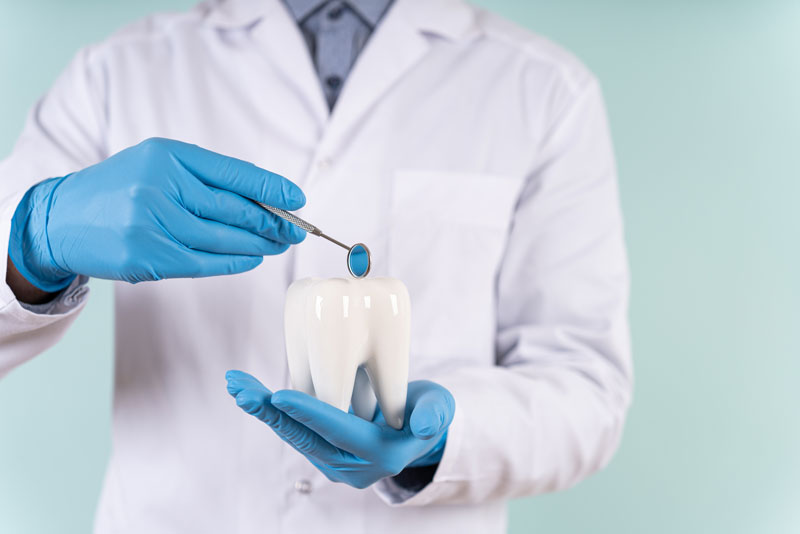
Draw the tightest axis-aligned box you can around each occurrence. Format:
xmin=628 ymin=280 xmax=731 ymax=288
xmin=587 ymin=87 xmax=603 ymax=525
xmin=1 ymin=1 xmax=798 ymax=532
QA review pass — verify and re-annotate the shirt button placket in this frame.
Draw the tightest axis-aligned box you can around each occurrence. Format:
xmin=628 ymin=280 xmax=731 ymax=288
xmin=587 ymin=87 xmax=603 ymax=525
xmin=315 ymin=1 xmax=350 ymax=109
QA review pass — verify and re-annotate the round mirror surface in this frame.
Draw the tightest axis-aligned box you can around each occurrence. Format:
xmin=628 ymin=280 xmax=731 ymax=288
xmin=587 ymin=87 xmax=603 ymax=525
xmin=347 ymin=243 xmax=371 ymax=278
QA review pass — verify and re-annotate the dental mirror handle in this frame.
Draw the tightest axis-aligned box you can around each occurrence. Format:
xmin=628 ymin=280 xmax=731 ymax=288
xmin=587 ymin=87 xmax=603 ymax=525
xmin=256 ymin=202 xmax=350 ymax=251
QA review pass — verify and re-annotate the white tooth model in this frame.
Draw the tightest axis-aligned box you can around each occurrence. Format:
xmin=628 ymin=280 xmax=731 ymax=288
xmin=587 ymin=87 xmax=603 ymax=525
xmin=284 ymin=277 xmax=410 ymax=429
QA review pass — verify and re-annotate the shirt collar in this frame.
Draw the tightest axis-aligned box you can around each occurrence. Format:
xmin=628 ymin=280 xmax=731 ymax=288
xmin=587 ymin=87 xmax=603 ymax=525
xmin=281 ymin=0 xmax=321 ymax=21
xmin=202 ymin=0 xmax=477 ymax=42
xmin=282 ymin=0 xmax=393 ymax=27
xmin=347 ymin=0 xmax=394 ymax=26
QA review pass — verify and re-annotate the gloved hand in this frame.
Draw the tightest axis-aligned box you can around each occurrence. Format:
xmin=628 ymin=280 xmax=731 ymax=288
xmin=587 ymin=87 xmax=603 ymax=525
xmin=8 ymin=137 xmax=306 ymax=292
xmin=226 ymin=370 xmax=455 ymax=489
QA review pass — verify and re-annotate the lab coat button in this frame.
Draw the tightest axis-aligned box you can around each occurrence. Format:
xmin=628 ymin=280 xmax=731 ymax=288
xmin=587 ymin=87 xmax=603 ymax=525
xmin=317 ymin=158 xmax=333 ymax=170
xmin=294 ymin=479 xmax=312 ymax=494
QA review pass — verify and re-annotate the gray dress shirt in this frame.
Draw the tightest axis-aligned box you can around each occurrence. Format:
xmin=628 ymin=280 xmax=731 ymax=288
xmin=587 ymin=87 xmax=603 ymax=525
xmin=282 ymin=0 xmax=394 ymax=109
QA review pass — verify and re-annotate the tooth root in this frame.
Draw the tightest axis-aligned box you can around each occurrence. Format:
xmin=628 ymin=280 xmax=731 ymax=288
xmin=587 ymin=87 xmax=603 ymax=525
xmin=285 ymin=279 xmax=315 ymax=395
xmin=366 ymin=281 xmax=410 ymax=430
xmin=307 ymin=283 xmax=367 ymax=411
xmin=309 ymin=355 xmax=358 ymax=412
xmin=287 ymin=348 xmax=315 ymax=396
xmin=351 ymin=366 xmax=377 ymax=421
xmin=366 ymin=356 xmax=408 ymax=430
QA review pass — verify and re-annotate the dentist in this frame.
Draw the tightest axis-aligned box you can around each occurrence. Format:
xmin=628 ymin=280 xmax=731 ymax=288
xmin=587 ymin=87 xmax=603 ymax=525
xmin=0 ymin=0 xmax=632 ymax=533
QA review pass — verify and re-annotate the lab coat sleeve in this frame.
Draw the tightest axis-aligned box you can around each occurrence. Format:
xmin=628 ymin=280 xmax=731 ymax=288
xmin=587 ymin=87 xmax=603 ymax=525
xmin=0 ymin=47 xmax=108 ymax=378
xmin=374 ymin=79 xmax=632 ymax=505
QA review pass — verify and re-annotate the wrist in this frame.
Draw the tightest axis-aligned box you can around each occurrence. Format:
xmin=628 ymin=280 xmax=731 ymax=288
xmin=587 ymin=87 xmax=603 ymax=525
xmin=8 ymin=177 xmax=75 ymax=292
xmin=5 ymin=255 xmax=61 ymax=304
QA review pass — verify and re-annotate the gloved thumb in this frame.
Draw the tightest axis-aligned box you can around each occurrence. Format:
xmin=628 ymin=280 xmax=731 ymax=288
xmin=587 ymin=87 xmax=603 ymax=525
xmin=408 ymin=383 xmax=455 ymax=440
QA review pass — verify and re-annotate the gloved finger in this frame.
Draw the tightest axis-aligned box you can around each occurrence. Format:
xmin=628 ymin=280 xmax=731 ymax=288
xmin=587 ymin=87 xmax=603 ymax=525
xmin=371 ymin=407 xmax=386 ymax=424
xmin=168 ymin=207 xmax=292 ymax=256
xmin=270 ymin=389 xmax=381 ymax=460
xmin=242 ymin=390 xmax=352 ymax=466
xmin=225 ymin=370 xmax=268 ymax=396
xmin=406 ymin=381 xmax=456 ymax=440
xmin=181 ymin=183 xmax=306 ymax=244
xmin=151 ymin=248 xmax=263 ymax=279
xmin=167 ymin=139 xmax=305 ymax=210
xmin=230 ymin=382 xmax=278 ymax=422
xmin=225 ymin=375 xmax=353 ymax=466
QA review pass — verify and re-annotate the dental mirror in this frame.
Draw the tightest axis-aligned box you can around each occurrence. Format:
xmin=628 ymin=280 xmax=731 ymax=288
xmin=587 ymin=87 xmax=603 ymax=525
xmin=347 ymin=243 xmax=371 ymax=278
xmin=256 ymin=202 xmax=372 ymax=279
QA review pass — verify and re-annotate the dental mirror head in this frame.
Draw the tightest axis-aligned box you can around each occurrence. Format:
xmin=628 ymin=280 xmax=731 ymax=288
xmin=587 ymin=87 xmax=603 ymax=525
xmin=347 ymin=243 xmax=371 ymax=278
xmin=254 ymin=203 xmax=372 ymax=279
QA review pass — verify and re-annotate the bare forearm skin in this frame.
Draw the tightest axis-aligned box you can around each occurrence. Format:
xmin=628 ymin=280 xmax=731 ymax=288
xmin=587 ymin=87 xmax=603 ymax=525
xmin=6 ymin=255 xmax=58 ymax=305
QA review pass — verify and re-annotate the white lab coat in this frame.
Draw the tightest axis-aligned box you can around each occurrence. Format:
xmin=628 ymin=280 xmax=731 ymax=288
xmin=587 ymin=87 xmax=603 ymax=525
xmin=0 ymin=0 xmax=632 ymax=532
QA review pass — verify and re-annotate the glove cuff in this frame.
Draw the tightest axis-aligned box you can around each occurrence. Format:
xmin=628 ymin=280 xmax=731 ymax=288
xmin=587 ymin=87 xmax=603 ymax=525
xmin=8 ymin=177 xmax=76 ymax=293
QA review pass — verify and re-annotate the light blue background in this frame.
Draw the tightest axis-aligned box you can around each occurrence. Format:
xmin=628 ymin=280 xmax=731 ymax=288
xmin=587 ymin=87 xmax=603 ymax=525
xmin=1 ymin=1 xmax=799 ymax=532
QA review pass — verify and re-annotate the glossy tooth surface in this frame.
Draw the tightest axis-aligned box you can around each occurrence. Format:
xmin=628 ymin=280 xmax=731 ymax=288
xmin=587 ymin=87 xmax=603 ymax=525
xmin=284 ymin=277 xmax=410 ymax=429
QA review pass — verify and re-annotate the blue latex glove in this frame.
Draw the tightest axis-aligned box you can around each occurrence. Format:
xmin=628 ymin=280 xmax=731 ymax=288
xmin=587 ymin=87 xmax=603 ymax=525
xmin=8 ymin=137 xmax=306 ymax=292
xmin=226 ymin=370 xmax=455 ymax=489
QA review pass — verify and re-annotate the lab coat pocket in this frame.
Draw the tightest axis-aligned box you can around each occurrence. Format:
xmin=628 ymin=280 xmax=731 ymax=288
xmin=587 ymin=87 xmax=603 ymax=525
xmin=388 ymin=170 xmax=523 ymax=371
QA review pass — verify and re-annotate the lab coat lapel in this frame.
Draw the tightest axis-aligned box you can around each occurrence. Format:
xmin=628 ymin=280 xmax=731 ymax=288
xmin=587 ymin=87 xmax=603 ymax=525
xmin=204 ymin=0 xmax=476 ymax=145
xmin=248 ymin=1 xmax=330 ymax=127
xmin=321 ymin=0 xmax=477 ymax=146
xmin=320 ymin=0 xmax=429 ymax=145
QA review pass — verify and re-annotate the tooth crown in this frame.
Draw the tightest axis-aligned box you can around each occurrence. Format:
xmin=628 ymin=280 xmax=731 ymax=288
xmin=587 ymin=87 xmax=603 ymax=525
xmin=284 ymin=277 xmax=411 ymax=429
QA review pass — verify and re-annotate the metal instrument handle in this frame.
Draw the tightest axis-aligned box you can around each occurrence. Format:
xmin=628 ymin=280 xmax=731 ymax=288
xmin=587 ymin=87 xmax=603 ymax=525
xmin=256 ymin=202 xmax=350 ymax=251
xmin=256 ymin=202 xmax=320 ymax=235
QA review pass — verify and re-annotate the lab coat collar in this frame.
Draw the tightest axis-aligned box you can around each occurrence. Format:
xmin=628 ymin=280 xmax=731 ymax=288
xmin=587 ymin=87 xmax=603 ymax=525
xmin=281 ymin=0 xmax=321 ymax=22
xmin=201 ymin=0 xmax=477 ymax=42
xmin=201 ymin=0 xmax=479 ymax=154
